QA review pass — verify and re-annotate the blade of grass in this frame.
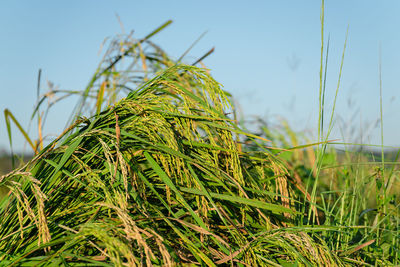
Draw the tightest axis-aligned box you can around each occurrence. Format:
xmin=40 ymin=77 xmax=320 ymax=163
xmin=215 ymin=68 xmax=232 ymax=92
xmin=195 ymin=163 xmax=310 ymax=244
xmin=4 ymin=109 xmax=38 ymax=155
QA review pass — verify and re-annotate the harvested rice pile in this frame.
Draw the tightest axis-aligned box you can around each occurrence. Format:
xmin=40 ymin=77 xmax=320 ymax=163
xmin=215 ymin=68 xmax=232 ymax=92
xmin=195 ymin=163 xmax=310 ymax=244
xmin=0 ymin=65 xmax=343 ymax=266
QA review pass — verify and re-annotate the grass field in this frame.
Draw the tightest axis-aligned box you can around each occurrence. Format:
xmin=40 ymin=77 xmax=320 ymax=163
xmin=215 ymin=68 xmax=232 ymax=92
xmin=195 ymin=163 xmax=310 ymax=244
xmin=1 ymin=3 xmax=399 ymax=266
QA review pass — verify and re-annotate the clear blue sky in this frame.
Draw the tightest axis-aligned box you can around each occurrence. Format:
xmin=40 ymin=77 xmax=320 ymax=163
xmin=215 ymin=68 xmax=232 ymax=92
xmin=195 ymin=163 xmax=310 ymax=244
xmin=1 ymin=1 xmax=399 ymax=153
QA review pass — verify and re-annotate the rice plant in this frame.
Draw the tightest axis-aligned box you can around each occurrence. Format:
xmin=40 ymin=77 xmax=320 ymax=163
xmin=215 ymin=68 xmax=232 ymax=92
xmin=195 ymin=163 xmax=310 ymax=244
xmin=1 ymin=60 xmax=340 ymax=265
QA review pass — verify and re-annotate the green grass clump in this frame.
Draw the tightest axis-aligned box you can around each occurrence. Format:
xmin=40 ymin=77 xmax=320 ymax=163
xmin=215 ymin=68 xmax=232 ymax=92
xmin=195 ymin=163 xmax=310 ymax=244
xmin=239 ymin=115 xmax=400 ymax=265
